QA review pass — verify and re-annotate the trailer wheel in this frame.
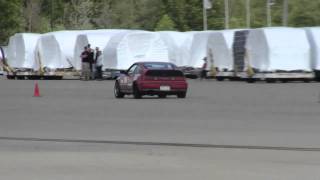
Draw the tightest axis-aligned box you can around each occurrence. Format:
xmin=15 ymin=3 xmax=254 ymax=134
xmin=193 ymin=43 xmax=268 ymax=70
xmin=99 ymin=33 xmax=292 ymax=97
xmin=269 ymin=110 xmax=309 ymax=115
xmin=266 ymin=79 xmax=276 ymax=83
xmin=246 ymin=78 xmax=256 ymax=83
xmin=7 ymin=75 xmax=15 ymax=80
xmin=16 ymin=76 xmax=25 ymax=80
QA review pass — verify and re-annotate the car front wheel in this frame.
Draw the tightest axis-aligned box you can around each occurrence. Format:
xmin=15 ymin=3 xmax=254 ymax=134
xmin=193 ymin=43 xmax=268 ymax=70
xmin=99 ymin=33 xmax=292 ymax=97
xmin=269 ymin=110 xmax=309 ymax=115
xmin=114 ymin=81 xmax=125 ymax=98
xmin=133 ymin=84 xmax=142 ymax=99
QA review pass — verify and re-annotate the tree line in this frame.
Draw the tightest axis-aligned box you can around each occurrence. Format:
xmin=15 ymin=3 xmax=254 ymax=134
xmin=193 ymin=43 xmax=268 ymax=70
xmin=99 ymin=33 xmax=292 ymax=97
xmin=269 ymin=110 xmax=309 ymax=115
xmin=1 ymin=0 xmax=320 ymax=44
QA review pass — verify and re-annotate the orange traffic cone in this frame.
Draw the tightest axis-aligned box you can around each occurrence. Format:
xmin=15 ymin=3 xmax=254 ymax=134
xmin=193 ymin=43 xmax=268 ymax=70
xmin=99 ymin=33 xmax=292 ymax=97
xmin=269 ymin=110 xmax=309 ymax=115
xmin=33 ymin=82 xmax=41 ymax=97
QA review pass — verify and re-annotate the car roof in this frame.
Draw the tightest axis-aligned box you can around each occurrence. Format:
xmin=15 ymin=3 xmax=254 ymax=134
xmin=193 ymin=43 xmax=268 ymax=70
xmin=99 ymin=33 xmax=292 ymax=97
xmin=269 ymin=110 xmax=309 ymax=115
xmin=134 ymin=61 xmax=176 ymax=66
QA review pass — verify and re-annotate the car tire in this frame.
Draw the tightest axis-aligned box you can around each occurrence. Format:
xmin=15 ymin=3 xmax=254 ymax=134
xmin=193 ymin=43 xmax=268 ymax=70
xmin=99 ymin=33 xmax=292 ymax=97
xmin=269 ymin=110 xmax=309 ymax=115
xmin=216 ymin=77 xmax=224 ymax=81
xmin=133 ymin=84 xmax=142 ymax=99
xmin=246 ymin=78 xmax=256 ymax=83
xmin=114 ymin=81 xmax=125 ymax=98
xmin=158 ymin=94 xmax=167 ymax=98
xmin=177 ymin=92 xmax=186 ymax=98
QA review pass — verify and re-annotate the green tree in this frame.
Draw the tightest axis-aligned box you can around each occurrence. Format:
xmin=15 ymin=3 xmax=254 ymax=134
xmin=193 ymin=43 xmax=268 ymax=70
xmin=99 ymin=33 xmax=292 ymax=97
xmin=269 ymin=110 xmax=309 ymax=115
xmin=4 ymin=0 xmax=320 ymax=45
xmin=23 ymin=0 xmax=51 ymax=32
xmin=41 ymin=0 xmax=66 ymax=30
xmin=289 ymin=0 xmax=320 ymax=27
xmin=155 ymin=14 xmax=176 ymax=31
xmin=64 ymin=0 xmax=94 ymax=29
xmin=0 ymin=0 xmax=23 ymax=44
xmin=207 ymin=0 xmax=225 ymax=30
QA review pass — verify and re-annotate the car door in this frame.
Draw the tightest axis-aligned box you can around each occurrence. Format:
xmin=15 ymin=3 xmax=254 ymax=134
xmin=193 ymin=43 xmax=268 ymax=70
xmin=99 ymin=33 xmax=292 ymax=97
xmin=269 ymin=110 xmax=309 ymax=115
xmin=122 ymin=64 xmax=138 ymax=92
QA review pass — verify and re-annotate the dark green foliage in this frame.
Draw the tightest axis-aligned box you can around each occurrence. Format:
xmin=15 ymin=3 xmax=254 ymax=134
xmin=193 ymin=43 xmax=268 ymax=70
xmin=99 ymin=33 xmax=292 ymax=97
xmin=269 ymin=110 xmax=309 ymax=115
xmin=1 ymin=0 xmax=320 ymax=44
xmin=0 ymin=0 xmax=22 ymax=44
xmin=155 ymin=14 xmax=176 ymax=31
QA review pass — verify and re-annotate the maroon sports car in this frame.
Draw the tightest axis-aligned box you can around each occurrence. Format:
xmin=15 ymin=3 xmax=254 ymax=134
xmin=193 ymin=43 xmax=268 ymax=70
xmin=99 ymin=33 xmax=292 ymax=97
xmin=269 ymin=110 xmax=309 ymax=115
xmin=114 ymin=62 xmax=188 ymax=99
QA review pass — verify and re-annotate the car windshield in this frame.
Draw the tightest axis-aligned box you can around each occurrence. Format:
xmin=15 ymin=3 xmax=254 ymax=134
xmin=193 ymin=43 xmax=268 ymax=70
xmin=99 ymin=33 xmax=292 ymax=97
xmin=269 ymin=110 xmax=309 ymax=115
xmin=143 ymin=63 xmax=176 ymax=70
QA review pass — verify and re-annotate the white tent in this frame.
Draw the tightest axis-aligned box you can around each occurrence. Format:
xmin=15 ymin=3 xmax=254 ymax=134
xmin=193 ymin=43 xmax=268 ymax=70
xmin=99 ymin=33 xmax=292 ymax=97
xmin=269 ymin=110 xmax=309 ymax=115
xmin=103 ymin=31 xmax=170 ymax=70
xmin=35 ymin=30 xmax=88 ymax=70
xmin=305 ymin=27 xmax=320 ymax=71
xmin=158 ymin=31 xmax=193 ymax=66
xmin=73 ymin=30 xmax=128 ymax=70
xmin=187 ymin=31 xmax=215 ymax=68
xmin=7 ymin=33 xmax=41 ymax=70
xmin=35 ymin=30 xmax=106 ymax=70
xmin=246 ymin=27 xmax=311 ymax=72
xmin=35 ymin=34 xmax=67 ymax=70
xmin=207 ymin=30 xmax=238 ymax=71
xmin=178 ymin=32 xmax=197 ymax=67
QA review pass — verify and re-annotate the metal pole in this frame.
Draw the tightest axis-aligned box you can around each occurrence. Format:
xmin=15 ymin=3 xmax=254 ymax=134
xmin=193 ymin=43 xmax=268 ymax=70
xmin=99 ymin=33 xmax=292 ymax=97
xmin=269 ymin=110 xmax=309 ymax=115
xmin=282 ymin=0 xmax=288 ymax=26
xmin=246 ymin=0 xmax=251 ymax=28
xmin=51 ymin=0 xmax=54 ymax=31
xmin=267 ymin=0 xmax=272 ymax=27
xmin=203 ymin=0 xmax=208 ymax=30
xmin=225 ymin=0 xmax=229 ymax=29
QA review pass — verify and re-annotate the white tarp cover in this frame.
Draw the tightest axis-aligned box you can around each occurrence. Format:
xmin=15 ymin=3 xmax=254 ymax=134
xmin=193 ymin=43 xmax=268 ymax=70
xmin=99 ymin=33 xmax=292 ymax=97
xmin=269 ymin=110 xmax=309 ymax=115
xmin=207 ymin=30 xmax=238 ymax=71
xmin=188 ymin=31 xmax=215 ymax=68
xmin=103 ymin=31 xmax=169 ymax=70
xmin=35 ymin=30 xmax=86 ymax=70
xmin=36 ymin=29 xmax=118 ymax=70
xmin=7 ymin=33 xmax=41 ymax=70
xmin=246 ymin=27 xmax=311 ymax=72
xmin=179 ymin=32 xmax=197 ymax=67
xmin=74 ymin=30 xmax=128 ymax=70
xmin=35 ymin=34 xmax=67 ymax=69
xmin=158 ymin=31 xmax=193 ymax=66
xmin=305 ymin=27 xmax=320 ymax=70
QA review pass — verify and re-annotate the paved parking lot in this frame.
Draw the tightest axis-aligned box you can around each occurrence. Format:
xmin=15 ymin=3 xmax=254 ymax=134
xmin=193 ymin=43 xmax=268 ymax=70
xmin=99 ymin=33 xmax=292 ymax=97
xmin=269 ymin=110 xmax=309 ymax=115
xmin=1 ymin=78 xmax=320 ymax=179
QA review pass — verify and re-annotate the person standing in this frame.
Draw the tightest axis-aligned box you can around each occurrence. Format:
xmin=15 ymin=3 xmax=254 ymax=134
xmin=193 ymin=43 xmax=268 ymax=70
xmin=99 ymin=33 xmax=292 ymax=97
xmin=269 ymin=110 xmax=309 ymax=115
xmin=201 ymin=57 xmax=208 ymax=79
xmin=95 ymin=47 xmax=103 ymax=80
xmin=80 ymin=46 xmax=90 ymax=81
xmin=87 ymin=44 xmax=95 ymax=80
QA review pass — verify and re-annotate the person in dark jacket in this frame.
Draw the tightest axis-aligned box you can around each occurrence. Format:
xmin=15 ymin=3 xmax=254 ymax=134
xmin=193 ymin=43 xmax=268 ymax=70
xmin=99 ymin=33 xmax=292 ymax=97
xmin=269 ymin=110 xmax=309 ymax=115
xmin=200 ymin=57 xmax=208 ymax=79
xmin=87 ymin=44 xmax=95 ymax=80
xmin=81 ymin=46 xmax=90 ymax=81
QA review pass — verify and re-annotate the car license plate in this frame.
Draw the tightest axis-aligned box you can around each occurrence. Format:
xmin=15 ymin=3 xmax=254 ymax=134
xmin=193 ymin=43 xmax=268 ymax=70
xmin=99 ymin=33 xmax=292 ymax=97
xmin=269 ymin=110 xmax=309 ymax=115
xmin=160 ymin=86 xmax=171 ymax=91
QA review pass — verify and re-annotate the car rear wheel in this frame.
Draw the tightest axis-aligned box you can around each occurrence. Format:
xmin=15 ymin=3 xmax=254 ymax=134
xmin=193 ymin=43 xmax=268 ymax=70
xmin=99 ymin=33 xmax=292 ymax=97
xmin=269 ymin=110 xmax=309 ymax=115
xmin=177 ymin=92 xmax=186 ymax=98
xmin=158 ymin=94 xmax=167 ymax=98
xmin=114 ymin=81 xmax=125 ymax=98
xmin=133 ymin=84 xmax=142 ymax=99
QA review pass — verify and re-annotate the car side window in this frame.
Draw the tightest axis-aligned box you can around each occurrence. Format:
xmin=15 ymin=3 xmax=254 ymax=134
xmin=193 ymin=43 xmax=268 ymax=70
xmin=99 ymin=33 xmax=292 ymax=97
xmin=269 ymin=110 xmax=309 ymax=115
xmin=134 ymin=65 xmax=141 ymax=75
xmin=127 ymin=65 xmax=137 ymax=75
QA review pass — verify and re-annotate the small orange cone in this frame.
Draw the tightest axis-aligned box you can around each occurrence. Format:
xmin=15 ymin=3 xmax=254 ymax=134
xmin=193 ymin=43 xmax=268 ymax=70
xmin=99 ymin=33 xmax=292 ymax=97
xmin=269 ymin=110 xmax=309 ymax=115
xmin=33 ymin=82 xmax=41 ymax=97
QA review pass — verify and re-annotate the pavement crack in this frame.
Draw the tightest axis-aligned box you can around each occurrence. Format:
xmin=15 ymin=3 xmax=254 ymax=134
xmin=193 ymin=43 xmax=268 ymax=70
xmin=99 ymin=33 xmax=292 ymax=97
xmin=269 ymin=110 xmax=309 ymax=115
xmin=1 ymin=136 xmax=320 ymax=152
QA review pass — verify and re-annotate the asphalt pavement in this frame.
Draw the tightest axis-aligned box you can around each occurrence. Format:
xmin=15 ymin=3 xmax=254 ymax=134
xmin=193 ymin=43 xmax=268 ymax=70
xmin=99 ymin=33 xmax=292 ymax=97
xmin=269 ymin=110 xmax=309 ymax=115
xmin=1 ymin=77 xmax=320 ymax=179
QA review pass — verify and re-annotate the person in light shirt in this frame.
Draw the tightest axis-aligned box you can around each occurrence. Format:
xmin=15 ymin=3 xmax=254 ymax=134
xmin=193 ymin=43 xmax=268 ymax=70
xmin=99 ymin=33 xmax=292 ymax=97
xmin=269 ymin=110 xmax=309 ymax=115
xmin=94 ymin=47 xmax=103 ymax=80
